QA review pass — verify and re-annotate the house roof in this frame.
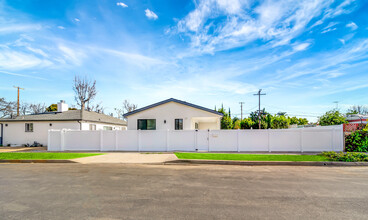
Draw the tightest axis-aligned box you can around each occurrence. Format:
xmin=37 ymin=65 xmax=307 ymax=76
xmin=123 ymin=98 xmax=223 ymax=117
xmin=0 ymin=110 xmax=127 ymax=126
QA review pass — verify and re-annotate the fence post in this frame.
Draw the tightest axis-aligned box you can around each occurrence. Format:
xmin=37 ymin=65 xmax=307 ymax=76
xmin=100 ymin=130 xmax=103 ymax=151
xmin=331 ymin=127 xmax=335 ymax=151
xmin=47 ymin=130 xmax=51 ymax=150
xmin=341 ymin=124 xmax=345 ymax=152
xmin=268 ymin=129 xmax=271 ymax=153
xmin=300 ymin=129 xmax=303 ymax=153
xmin=115 ymin=130 xmax=118 ymax=151
xmin=194 ymin=130 xmax=198 ymax=151
xmin=208 ymin=129 xmax=210 ymax=152
xmin=138 ymin=129 xmax=141 ymax=152
xmin=237 ymin=129 xmax=240 ymax=152
xmin=60 ymin=129 xmax=65 ymax=151
xmin=166 ymin=129 xmax=169 ymax=152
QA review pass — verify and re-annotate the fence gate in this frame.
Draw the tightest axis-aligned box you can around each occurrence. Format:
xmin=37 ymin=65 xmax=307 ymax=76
xmin=196 ymin=130 xmax=209 ymax=151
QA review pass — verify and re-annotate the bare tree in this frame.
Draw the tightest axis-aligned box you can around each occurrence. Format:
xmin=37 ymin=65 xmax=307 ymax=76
xmin=73 ymin=76 xmax=97 ymax=110
xmin=29 ymin=103 xmax=46 ymax=114
xmin=347 ymin=105 xmax=368 ymax=115
xmin=114 ymin=99 xmax=137 ymax=119
xmin=20 ymin=102 xmax=30 ymax=115
xmin=0 ymin=98 xmax=16 ymax=118
xmin=86 ymin=102 xmax=104 ymax=113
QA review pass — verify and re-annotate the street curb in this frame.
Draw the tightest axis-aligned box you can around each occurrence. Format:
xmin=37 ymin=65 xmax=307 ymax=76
xmin=0 ymin=160 xmax=76 ymax=163
xmin=164 ymin=160 xmax=368 ymax=166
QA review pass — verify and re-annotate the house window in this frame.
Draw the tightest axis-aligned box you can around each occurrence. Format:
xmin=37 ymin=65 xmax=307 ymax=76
xmin=89 ymin=124 xmax=96 ymax=130
xmin=103 ymin=126 xmax=112 ymax=130
xmin=175 ymin=119 xmax=183 ymax=130
xmin=25 ymin=123 xmax=33 ymax=132
xmin=137 ymin=119 xmax=156 ymax=130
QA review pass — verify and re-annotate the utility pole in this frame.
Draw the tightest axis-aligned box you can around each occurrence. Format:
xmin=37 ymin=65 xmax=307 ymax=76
xmin=13 ymin=86 xmax=25 ymax=116
xmin=239 ymin=102 xmax=245 ymax=120
xmin=253 ymin=89 xmax=266 ymax=129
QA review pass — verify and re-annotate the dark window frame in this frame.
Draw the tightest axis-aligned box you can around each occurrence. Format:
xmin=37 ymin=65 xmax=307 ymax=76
xmin=137 ymin=119 xmax=156 ymax=130
xmin=25 ymin=123 xmax=33 ymax=132
xmin=175 ymin=119 xmax=183 ymax=130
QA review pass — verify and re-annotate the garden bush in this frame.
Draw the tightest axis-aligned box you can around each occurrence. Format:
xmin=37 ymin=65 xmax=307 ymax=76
xmin=345 ymin=129 xmax=368 ymax=152
xmin=320 ymin=151 xmax=368 ymax=162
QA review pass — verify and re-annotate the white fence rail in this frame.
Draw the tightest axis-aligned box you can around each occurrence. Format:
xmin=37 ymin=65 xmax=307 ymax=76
xmin=48 ymin=125 xmax=344 ymax=152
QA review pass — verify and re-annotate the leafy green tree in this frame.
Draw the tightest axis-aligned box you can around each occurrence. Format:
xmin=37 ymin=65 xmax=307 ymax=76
xmin=271 ymin=115 xmax=289 ymax=129
xmin=318 ymin=110 xmax=347 ymax=126
xmin=232 ymin=117 xmax=240 ymax=129
xmin=218 ymin=107 xmax=233 ymax=129
xmin=289 ymin=116 xmax=299 ymax=125
xmin=46 ymin=104 xmax=57 ymax=112
xmin=240 ymin=118 xmax=254 ymax=129
xmin=297 ymin=118 xmax=308 ymax=125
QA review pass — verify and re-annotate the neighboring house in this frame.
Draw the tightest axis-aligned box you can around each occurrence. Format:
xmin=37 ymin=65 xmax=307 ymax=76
xmin=0 ymin=101 xmax=127 ymax=147
xmin=123 ymin=98 xmax=223 ymax=130
xmin=346 ymin=114 xmax=368 ymax=124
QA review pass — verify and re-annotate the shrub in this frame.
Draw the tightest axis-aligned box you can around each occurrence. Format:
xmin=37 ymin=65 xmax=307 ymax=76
xmin=320 ymin=151 xmax=368 ymax=162
xmin=318 ymin=110 xmax=347 ymax=126
xmin=240 ymin=118 xmax=255 ymax=129
xmin=345 ymin=129 xmax=368 ymax=152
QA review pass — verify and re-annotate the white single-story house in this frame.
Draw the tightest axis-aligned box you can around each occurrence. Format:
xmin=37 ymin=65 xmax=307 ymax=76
xmin=0 ymin=101 xmax=127 ymax=147
xmin=123 ymin=98 xmax=223 ymax=130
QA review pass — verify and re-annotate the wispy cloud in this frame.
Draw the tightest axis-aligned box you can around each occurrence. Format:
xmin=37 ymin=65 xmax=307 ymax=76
xmin=57 ymin=26 xmax=65 ymax=30
xmin=0 ymin=47 xmax=52 ymax=70
xmin=74 ymin=18 xmax=80 ymax=22
xmin=173 ymin=0 xmax=356 ymax=54
xmin=145 ymin=9 xmax=158 ymax=20
xmin=0 ymin=70 xmax=48 ymax=80
xmin=346 ymin=21 xmax=358 ymax=30
xmin=117 ymin=2 xmax=128 ymax=8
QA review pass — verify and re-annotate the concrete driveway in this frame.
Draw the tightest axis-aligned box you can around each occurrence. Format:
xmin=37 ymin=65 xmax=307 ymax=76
xmin=71 ymin=152 xmax=178 ymax=164
xmin=1 ymin=164 xmax=368 ymax=219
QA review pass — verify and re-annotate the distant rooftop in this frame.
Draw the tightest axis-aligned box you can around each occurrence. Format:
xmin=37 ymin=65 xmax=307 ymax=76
xmin=0 ymin=110 xmax=127 ymax=126
xmin=123 ymin=98 xmax=223 ymax=117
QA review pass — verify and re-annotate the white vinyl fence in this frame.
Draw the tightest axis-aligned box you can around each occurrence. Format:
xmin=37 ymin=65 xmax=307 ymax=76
xmin=48 ymin=125 xmax=344 ymax=152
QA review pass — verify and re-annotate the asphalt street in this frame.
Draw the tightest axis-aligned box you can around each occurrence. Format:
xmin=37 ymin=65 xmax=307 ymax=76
xmin=1 ymin=164 xmax=367 ymax=220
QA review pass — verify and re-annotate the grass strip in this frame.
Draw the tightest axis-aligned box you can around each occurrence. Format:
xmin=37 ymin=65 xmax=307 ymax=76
xmin=0 ymin=152 xmax=102 ymax=160
xmin=175 ymin=152 xmax=329 ymax=162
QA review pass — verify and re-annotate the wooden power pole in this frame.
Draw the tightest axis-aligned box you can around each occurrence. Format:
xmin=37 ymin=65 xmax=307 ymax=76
xmin=13 ymin=86 xmax=24 ymax=116
xmin=253 ymin=89 xmax=266 ymax=129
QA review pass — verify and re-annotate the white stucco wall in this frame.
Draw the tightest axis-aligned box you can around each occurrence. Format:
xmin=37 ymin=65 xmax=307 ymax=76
xmin=1 ymin=121 xmax=80 ymax=146
xmin=80 ymin=122 xmax=127 ymax=130
xmin=126 ymin=102 xmax=221 ymax=130
xmin=0 ymin=121 xmax=126 ymax=147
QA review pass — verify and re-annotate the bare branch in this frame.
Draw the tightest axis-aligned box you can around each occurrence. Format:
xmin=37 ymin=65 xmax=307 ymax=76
xmin=73 ymin=75 xmax=97 ymax=110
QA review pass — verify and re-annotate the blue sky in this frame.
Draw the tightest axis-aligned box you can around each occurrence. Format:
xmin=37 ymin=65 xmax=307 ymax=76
xmin=0 ymin=0 xmax=368 ymax=121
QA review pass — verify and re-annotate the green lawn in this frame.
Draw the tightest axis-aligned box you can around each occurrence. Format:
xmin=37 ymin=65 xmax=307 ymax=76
xmin=174 ymin=152 xmax=329 ymax=162
xmin=0 ymin=152 xmax=102 ymax=160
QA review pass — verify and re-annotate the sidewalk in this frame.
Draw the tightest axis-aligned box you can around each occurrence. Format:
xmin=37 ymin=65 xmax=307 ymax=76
xmin=71 ymin=153 xmax=178 ymax=164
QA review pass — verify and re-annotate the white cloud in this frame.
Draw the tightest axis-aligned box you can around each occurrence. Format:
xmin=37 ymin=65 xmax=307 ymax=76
xmin=117 ymin=2 xmax=128 ymax=7
xmin=0 ymin=48 xmax=52 ymax=70
xmin=293 ymin=43 xmax=311 ymax=51
xmin=346 ymin=22 xmax=358 ymax=30
xmin=174 ymin=0 xmax=357 ymax=54
xmin=145 ymin=9 xmax=158 ymax=20
xmin=58 ymin=45 xmax=85 ymax=65
xmin=57 ymin=26 xmax=65 ymax=30
xmin=0 ymin=70 xmax=48 ymax=80
xmin=74 ymin=18 xmax=80 ymax=22
xmin=0 ymin=24 xmax=42 ymax=34
xmin=339 ymin=39 xmax=345 ymax=44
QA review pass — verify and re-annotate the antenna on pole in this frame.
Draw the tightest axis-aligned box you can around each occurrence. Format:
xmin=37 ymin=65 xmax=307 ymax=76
xmin=253 ymin=89 xmax=266 ymax=129
xmin=13 ymin=86 xmax=25 ymax=116
xmin=239 ymin=102 xmax=245 ymax=120
xmin=333 ymin=101 xmax=339 ymax=110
